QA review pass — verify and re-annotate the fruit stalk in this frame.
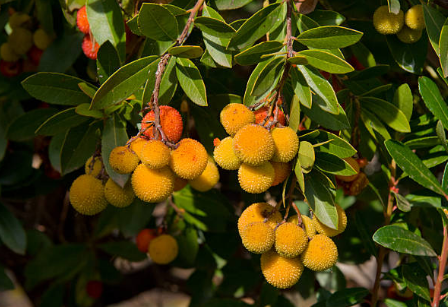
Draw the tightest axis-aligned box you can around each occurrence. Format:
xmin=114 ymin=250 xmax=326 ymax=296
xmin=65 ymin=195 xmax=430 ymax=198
xmin=433 ymin=225 xmax=448 ymax=307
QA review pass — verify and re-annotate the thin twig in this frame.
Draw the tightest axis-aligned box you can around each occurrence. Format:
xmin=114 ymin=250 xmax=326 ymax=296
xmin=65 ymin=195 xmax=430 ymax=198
xmin=433 ymin=224 xmax=448 ymax=307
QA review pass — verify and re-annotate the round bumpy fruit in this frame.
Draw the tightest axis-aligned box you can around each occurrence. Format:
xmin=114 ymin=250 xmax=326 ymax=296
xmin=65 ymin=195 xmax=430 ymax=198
xmin=238 ymin=162 xmax=275 ymax=194
xmin=275 ymin=222 xmax=308 ymax=258
xmin=336 ymin=157 xmax=360 ymax=182
xmin=271 ymin=127 xmax=299 ymax=163
xmin=9 ymin=12 xmax=31 ymax=29
xmin=233 ymin=124 xmax=275 ymax=166
xmin=300 ymin=234 xmax=338 ymax=271
xmin=189 ymin=158 xmax=220 ymax=192
xmin=170 ymin=138 xmax=208 ymax=180
xmin=85 ymin=156 xmax=102 ymax=177
xmin=33 ymin=29 xmax=53 ymax=50
xmin=271 ymin=162 xmax=291 ymax=187
xmin=289 ymin=215 xmax=316 ymax=239
xmin=69 ymin=175 xmax=108 ymax=215
xmin=238 ymin=202 xmax=282 ymax=236
xmin=254 ymin=106 xmax=286 ymax=126
xmin=131 ymin=164 xmax=174 ymax=203
xmin=405 ymin=5 xmax=425 ymax=30
xmin=141 ymin=106 xmax=183 ymax=143
xmin=104 ymin=179 xmax=135 ymax=208
xmin=148 ymin=234 xmax=178 ymax=264
xmin=261 ymin=250 xmax=304 ymax=289
xmin=373 ymin=6 xmax=404 ymax=35
xmin=109 ymin=146 xmax=139 ymax=174
xmin=140 ymin=140 xmax=170 ymax=169
xmin=8 ymin=28 xmax=33 ymax=55
xmin=77 ymin=6 xmax=90 ymax=34
xmin=82 ymin=34 xmax=100 ymax=60
xmin=136 ymin=228 xmax=158 ymax=253
xmin=220 ymin=103 xmax=255 ymax=136
xmin=0 ymin=43 xmax=20 ymax=63
xmin=213 ymin=137 xmax=241 ymax=170
xmin=397 ymin=26 xmax=422 ymax=43
xmin=313 ymin=204 xmax=347 ymax=237
xmin=241 ymin=222 xmax=275 ymax=254
xmin=129 ymin=137 xmax=146 ymax=159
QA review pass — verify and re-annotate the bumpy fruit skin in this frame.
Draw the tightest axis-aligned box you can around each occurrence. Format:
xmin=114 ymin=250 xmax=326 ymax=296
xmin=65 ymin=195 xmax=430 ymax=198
xmin=129 ymin=137 xmax=146 ymax=159
xmin=28 ymin=45 xmax=43 ymax=66
xmin=220 ymin=103 xmax=255 ymax=136
xmin=189 ymin=158 xmax=220 ymax=192
xmin=271 ymin=127 xmax=299 ymax=163
xmin=313 ymin=204 xmax=347 ymax=237
xmin=373 ymin=6 xmax=404 ymax=35
xmin=238 ymin=162 xmax=275 ymax=194
xmin=140 ymin=140 xmax=170 ymax=169
xmin=275 ymin=222 xmax=308 ymax=258
xmin=261 ymin=250 xmax=304 ymax=289
xmin=77 ymin=6 xmax=90 ymax=34
xmin=173 ymin=176 xmax=188 ymax=191
xmin=8 ymin=28 xmax=33 ymax=55
xmin=33 ymin=29 xmax=53 ymax=50
xmin=104 ymin=178 xmax=135 ymax=208
xmin=9 ymin=12 xmax=31 ymax=29
xmin=1 ymin=43 xmax=20 ymax=62
xmin=136 ymin=228 xmax=158 ymax=253
xmin=86 ymin=280 xmax=103 ymax=299
xmin=213 ymin=137 xmax=241 ymax=170
xmin=69 ymin=175 xmax=108 ymax=215
xmin=141 ymin=106 xmax=183 ymax=143
xmin=300 ymin=234 xmax=338 ymax=271
xmin=0 ymin=60 xmax=21 ymax=77
xmin=170 ymin=138 xmax=208 ymax=180
xmin=238 ymin=202 xmax=282 ymax=236
xmin=397 ymin=26 xmax=422 ymax=43
xmin=405 ymin=5 xmax=425 ymax=30
xmin=241 ymin=222 xmax=275 ymax=254
xmin=254 ymin=106 xmax=286 ymax=126
xmin=148 ymin=234 xmax=178 ymax=264
xmin=132 ymin=164 xmax=174 ymax=203
xmin=233 ymin=124 xmax=275 ymax=166
xmin=85 ymin=156 xmax=102 ymax=177
xmin=109 ymin=146 xmax=139 ymax=174
xmin=271 ymin=162 xmax=291 ymax=187
xmin=82 ymin=34 xmax=100 ymax=60
xmin=336 ymin=157 xmax=360 ymax=182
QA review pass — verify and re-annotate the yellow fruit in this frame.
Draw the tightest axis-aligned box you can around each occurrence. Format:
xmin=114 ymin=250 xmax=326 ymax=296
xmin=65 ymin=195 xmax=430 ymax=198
xmin=140 ymin=140 xmax=170 ymax=169
xmin=33 ymin=29 xmax=53 ymax=50
xmin=238 ymin=202 xmax=282 ymax=237
xmin=0 ymin=43 xmax=20 ymax=62
xmin=109 ymin=146 xmax=139 ymax=174
xmin=300 ymin=234 xmax=338 ymax=271
xmin=405 ymin=5 xmax=425 ymax=30
xmin=148 ymin=234 xmax=178 ymax=264
xmin=238 ymin=162 xmax=275 ymax=194
xmin=396 ymin=26 xmax=422 ymax=43
xmin=271 ymin=127 xmax=299 ymax=163
xmin=129 ymin=137 xmax=147 ymax=159
xmin=233 ymin=124 xmax=274 ymax=166
xmin=189 ymin=158 xmax=220 ymax=192
xmin=241 ymin=222 xmax=275 ymax=254
xmin=104 ymin=178 xmax=135 ymax=208
xmin=271 ymin=162 xmax=291 ymax=187
xmin=69 ymin=175 xmax=108 ymax=215
xmin=9 ymin=12 xmax=31 ymax=29
xmin=288 ymin=215 xmax=316 ymax=239
xmin=261 ymin=250 xmax=304 ymax=289
xmin=173 ymin=176 xmax=188 ymax=191
xmin=336 ymin=157 xmax=360 ymax=182
xmin=131 ymin=164 xmax=175 ymax=203
xmin=85 ymin=156 xmax=102 ymax=177
xmin=373 ymin=5 xmax=404 ymax=35
xmin=213 ymin=137 xmax=241 ymax=170
xmin=220 ymin=103 xmax=255 ymax=136
xmin=8 ymin=28 xmax=33 ymax=55
xmin=170 ymin=138 xmax=208 ymax=180
xmin=313 ymin=204 xmax=347 ymax=237
xmin=275 ymin=222 xmax=308 ymax=258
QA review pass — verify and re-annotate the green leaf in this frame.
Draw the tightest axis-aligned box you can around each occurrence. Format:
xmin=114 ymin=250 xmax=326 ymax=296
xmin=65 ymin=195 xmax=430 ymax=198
xmin=308 ymin=10 xmax=346 ymax=26
xmin=138 ymin=3 xmax=178 ymax=41
xmin=437 ymin=120 xmax=448 ymax=153
xmin=360 ymin=108 xmax=391 ymax=141
xmin=143 ymin=57 xmax=178 ymax=105
xmin=296 ymin=26 xmax=363 ymax=49
xmin=314 ymin=152 xmax=357 ymax=176
xmin=302 ymin=99 xmax=350 ymax=131
xmin=244 ymin=60 xmax=274 ymax=106
xmin=98 ymin=241 xmax=147 ymax=262
xmin=297 ymin=14 xmax=320 ymax=33
xmin=440 ymin=19 xmax=448 ymax=78
xmin=385 ymin=34 xmax=427 ymax=74
xmin=75 ymin=104 xmax=103 ymax=119
xmin=6 ymin=108 xmax=58 ymax=141
xmin=38 ymin=32 xmax=83 ymax=73
xmin=423 ymin=4 xmax=445 ymax=55
xmin=168 ymin=45 xmax=203 ymax=58
xmin=298 ymin=50 xmax=354 ymax=74
xmin=176 ymin=58 xmax=207 ymax=106
xmin=294 ymin=158 xmax=306 ymax=193
xmin=419 ymin=76 xmax=448 ymax=131
xmin=393 ymin=192 xmax=412 ymax=212
xmin=0 ymin=265 xmax=14 ymax=290
xmin=194 ymin=16 xmax=235 ymax=38
xmin=234 ymin=41 xmax=284 ymax=66
xmin=385 ymin=140 xmax=446 ymax=196
xmin=251 ymin=57 xmax=284 ymax=97
xmin=384 ymin=299 xmax=407 ymax=307
xmin=326 ymin=287 xmax=369 ymax=307
xmin=289 ymin=95 xmax=301 ymax=132
xmin=359 ymin=97 xmax=411 ymax=132
xmin=287 ymin=56 xmax=308 ymax=65
xmin=402 ymin=263 xmax=431 ymax=301
xmin=212 ymin=0 xmax=253 ymax=10
xmin=392 ymin=84 xmax=413 ymax=122
xmin=35 ymin=108 xmax=89 ymax=136
xmin=0 ymin=202 xmax=26 ymax=255
xmin=117 ymin=199 xmax=155 ymax=237
xmin=91 ymin=56 xmax=158 ymax=109
xmin=316 ymin=131 xmax=357 ymax=158
xmin=97 ymin=41 xmax=121 ymax=84
xmin=404 ymin=136 xmax=442 ymax=149
xmin=387 ymin=0 xmax=400 ymax=15
xmin=373 ymin=225 xmax=437 ymax=256
xmin=298 ymin=141 xmax=315 ymax=173
xmin=22 ymin=72 xmax=91 ymax=106
xmin=127 ymin=15 xmax=142 ymax=35
xmin=355 ymin=212 xmax=378 ymax=257
xmin=290 ymin=68 xmax=312 ymax=108
xmin=172 ymin=226 xmax=199 ymax=268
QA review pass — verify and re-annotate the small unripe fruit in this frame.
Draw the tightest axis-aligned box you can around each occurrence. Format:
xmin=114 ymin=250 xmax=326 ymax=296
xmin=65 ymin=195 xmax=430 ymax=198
xmin=8 ymin=28 xmax=33 ymax=55
xmin=82 ymin=34 xmax=100 ymax=60
xmin=141 ymin=106 xmax=183 ymax=143
xmin=271 ymin=162 xmax=291 ymax=187
xmin=0 ymin=43 xmax=20 ymax=62
xmin=109 ymin=146 xmax=139 ymax=174
xmin=300 ymin=234 xmax=338 ymax=271
xmin=148 ymin=234 xmax=178 ymax=264
xmin=336 ymin=157 xmax=360 ymax=182
xmin=69 ymin=175 xmax=108 ymax=215
xmin=373 ymin=6 xmax=404 ymax=35
xmin=33 ymin=29 xmax=53 ymax=50
xmin=140 ymin=140 xmax=170 ymax=169
xmin=349 ymin=172 xmax=369 ymax=195
xmin=396 ymin=26 xmax=422 ymax=44
xmin=233 ymin=124 xmax=275 ymax=166
xmin=170 ymin=138 xmax=208 ymax=180
xmin=241 ymin=221 xmax=275 ymax=254
xmin=271 ymin=127 xmax=299 ymax=163
xmin=189 ymin=158 xmax=220 ymax=192
xmin=238 ymin=202 xmax=282 ymax=236
xmin=9 ymin=12 xmax=31 ymax=29
xmin=213 ymin=137 xmax=241 ymax=170
xmin=254 ymin=106 xmax=286 ymax=126
xmin=85 ymin=156 xmax=102 ymax=177
xmin=288 ymin=215 xmax=316 ymax=239
xmin=104 ymin=178 xmax=135 ymax=208
xmin=220 ymin=103 xmax=255 ymax=136
xmin=405 ymin=5 xmax=425 ymax=30
xmin=131 ymin=164 xmax=174 ymax=203
xmin=77 ymin=6 xmax=90 ymax=34
xmin=238 ymin=162 xmax=275 ymax=194
xmin=313 ymin=204 xmax=347 ymax=237
xmin=136 ymin=228 xmax=158 ymax=253
xmin=275 ymin=222 xmax=308 ymax=258
xmin=173 ymin=176 xmax=188 ymax=191
xmin=261 ymin=250 xmax=304 ymax=289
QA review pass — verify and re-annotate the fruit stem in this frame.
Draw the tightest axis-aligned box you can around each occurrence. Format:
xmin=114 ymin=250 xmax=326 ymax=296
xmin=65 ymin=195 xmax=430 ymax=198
xmin=433 ymin=225 xmax=448 ymax=307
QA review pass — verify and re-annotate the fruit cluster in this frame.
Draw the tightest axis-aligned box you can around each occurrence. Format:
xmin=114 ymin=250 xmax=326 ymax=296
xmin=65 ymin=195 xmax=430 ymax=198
xmin=0 ymin=10 xmax=54 ymax=77
xmin=373 ymin=5 xmax=425 ymax=44
xmin=76 ymin=6 xmax=100 ymax=60
xmin=214 ymin=103 xmax=298 ymax=194
xmin=238 ymin=202 xmax=346 ymax=289
xmin=336 ymin=157 xmax=369 ymax=196
xmin=136 ymin=229 xmax=179 ymax=265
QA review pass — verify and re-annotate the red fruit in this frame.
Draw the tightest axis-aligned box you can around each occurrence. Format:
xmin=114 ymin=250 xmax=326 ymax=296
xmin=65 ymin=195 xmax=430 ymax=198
xmin=254 ymin=106 xmax=286 ymax=126
xmin=86 ymin=280 xmax=103 ymax=299
xmin=348 ymin=55 xmax=365 ymax=71
xmin=0 ymin=60 xmax=21 ymax=77
xmin=28 ymin=45 xmax=43 ymax=66
xmin=136 ymin=228 xmax=158 ymax=253
xmin=213 ymin=138 xmax=221 ymax=147
xmin=82 ymin=34 xmax=99 ymax=60
xmin=141 ymin=106 xmax=183 ymax=143
xmin=77 ymin=6 xmax=90 ymax=34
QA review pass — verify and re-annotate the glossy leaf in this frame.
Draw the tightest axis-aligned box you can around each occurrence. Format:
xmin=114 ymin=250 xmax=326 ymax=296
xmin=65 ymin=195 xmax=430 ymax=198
xmin=38 ymin=33 xmax=83 ymax=73
xmin=251 ymin=57 xmax=284 ymax=97
xmin=290 ymin=68 xmax=312 ymax=108
xmin=168 ymin=45 xmax=203 ymax=58
xmin=423 ymin=4 xmax=445 ymax=55
xmin=393 ymin=192 xmax=412 ymax=212
xmin=97 ymin=41 xmax=121 ymax=84
xmin=213 ymin=0 xmax=253 ymax=10
xmin=302 ymin=99 xmax=350 ymax=131
xmin=194 ymin=16 xmax=235 ymax=38
xmin=296 ymin=26 xmax=363 ymax=49
xmin=314 ymin=152 xmax=357 ymax=176
xmin=440 ymin=19 xmax=448 ymax=77
xmin=360 ymin=97 xmax=411 ymax=132
xmin=75 ymin=104 xmax=103 ymax=119
xmin=234 ymin=41 xmax=284 ymax=66
xmin=385 ymin=34 xmax=427 ymax=74
xmin=138 ymin=3 xmax=178 ymax=41
xmin=36 ymin=108 xmax=89 ymax=136
xmin=419 ymin=76 xmax=448 ymax=131
xmin=392 ymin=84 xmax=413 ymax=121
xmin=402 ymin=263 xmax=431 ymax=301
xmin=298 ymin=50 xmax=354 ymax=74
xmin=326 ymin=288 xmax=369 ymax=307
xmin=6 ymin=108 xmax=58 ymax=141
xmin=176 ymin=58 xmax=207 ymax=106
xmin=243 ymin=60 xmax=274 ymax=106
xmin=308 ymin=10 xmax=346 ymax=26
xmin=0 ymin=202 xmax=26 ymax=255
xmin=316 ymin=131 xmax=357 ymax=158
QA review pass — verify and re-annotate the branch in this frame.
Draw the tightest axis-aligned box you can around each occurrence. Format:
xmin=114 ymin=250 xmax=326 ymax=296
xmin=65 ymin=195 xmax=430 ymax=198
xmin=433 ymin=224 xmax=448 ymax=307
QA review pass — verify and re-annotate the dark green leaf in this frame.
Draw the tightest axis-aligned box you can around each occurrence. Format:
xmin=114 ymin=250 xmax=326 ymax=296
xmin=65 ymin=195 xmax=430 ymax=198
xmin=126 ymin=15 xmax=142 ymax=35
xmin=97 ymin=41 xmax=121 ymax=84
xmin=298 ymin=50 xmax=354 ymax=74
xmin=436 ymin=120 xmax=448 ymax=153
xmin=419 ymin=76 xmax=448 ymax=131
xmin=212 ymin=0 xmax=253 ymax=10
xmin=172 ymin=226 xmax=199 ymax=267
xmin=6 ymin=108 xmax=57 ymax=141
xmin=168 ymin=45 xmax=203 ymax=58
xmin=402 ymin=263 xmax=430 ymax=301
xmin=287 ymin=56 xmax=308 ymax=65
xmin=297 ymin=14 xmax=320 ymax=33
xmin=117 ymin=199 xmax=155 ymax=237
xmin=308 ymin=10 xmax=346 ymax=26
xmin=385 ymin=34 xmax=427 ymax=74
xmin=138 ymin=3 xmax=178 ymax=41
xmin=314 ymin=152 xmax=357 ymax=176
xmin=423 ymin=4 xmax=445 ymax=55
xmin=143 ymin=57 xmax=178 ymax=105
xmin=0 ymin=265 xmax=14 ymax=290
xmin=355 ymin=212 xmax=378 ymax=257
xmin=0 ymin=202 xmax=26 ymax=255
xmin=194 ymin=16 xmax=235 ymax=38
xmin=36 ymin=108 xmax=88 ymax=136
xmin=176 ymin=58 xmax=207 ymax=106
xmin=244 ymin=60 xmax=273 ymax=106
xmin=251 ymin=57 xmax=284 ymax=97
xmin=296 ymin=26 xmax=363 ymax=49
xmin=359 ymin=97 xmax=411 ymax=132
xmin=360 ymin=108 xmax=391 ymax=141
xmin=290 ymin=68 xmax=312 ymax=108
xmin=302 ymin=99 xmax=350 ymax=130
xmin=326 ymin=288 xmax=369 ymax=307
xmin=234 ymin=41 xmax=284 ymax=66
xmin=440 ymin=19 xmax=448 ymax=77
xmin=75 ymin=104 xmax=103 ymax=119
xmin=38 ymin=33 xmax=83 ymax=72
xmin=98 ymin=241 xmax=147 ymax=262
